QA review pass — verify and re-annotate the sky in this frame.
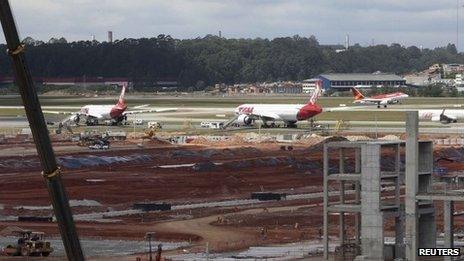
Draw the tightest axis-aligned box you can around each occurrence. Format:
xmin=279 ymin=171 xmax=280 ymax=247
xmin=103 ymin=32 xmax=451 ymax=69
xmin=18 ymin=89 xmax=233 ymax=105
xmin=1 ymin=0 xmax=463 ymax=50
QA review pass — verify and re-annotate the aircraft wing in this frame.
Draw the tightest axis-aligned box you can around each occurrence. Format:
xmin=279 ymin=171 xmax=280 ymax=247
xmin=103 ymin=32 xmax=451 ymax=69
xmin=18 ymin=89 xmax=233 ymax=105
xmin=323 ymin=106 xmax=368 ymax=112
xmin=132 ymin=104 xmax=150 ymax=109
xmin=42 ymin=110 xmax=79 ymax=115
xmin=123 ymin=108 xmax=177 ymax=115
xmin=252 ymin=112 xmax=282 ymax=121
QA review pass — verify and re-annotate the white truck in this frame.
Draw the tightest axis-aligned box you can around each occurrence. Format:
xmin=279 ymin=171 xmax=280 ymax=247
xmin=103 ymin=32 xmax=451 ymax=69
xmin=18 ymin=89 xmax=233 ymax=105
xmin=200 ymin=121 xmax=224 ymax=129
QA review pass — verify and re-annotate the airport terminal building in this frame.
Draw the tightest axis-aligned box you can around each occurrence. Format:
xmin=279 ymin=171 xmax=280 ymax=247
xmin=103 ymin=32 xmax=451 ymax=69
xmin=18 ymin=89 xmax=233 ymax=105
xmin=302 ymin=73 xmax=406 ymax=92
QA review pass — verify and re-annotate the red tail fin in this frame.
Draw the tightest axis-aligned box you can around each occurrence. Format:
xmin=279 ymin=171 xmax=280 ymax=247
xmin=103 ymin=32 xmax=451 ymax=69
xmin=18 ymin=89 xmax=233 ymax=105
xmin=308 ymin=80 xmax=322 ymax=105
xmin=117 ymin=83 xmax=126 ymax=106
xmin=351 ymin=87 xmax=364 ymax=100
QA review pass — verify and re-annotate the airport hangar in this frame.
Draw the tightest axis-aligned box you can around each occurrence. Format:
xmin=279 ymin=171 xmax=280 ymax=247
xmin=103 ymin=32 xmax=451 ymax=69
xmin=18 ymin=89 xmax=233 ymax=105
xmin=302 ymin=73 xmax=406 ymax=93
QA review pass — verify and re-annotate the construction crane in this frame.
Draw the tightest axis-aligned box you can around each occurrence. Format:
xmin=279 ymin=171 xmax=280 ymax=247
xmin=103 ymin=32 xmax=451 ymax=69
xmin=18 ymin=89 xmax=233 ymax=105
xmin=0 ymin=1 xmax=84 ymax=260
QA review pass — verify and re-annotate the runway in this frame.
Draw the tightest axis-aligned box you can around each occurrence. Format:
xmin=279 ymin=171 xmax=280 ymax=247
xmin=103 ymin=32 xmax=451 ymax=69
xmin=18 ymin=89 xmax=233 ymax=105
xmin=1 ymin=102 xmax=464 ymax=134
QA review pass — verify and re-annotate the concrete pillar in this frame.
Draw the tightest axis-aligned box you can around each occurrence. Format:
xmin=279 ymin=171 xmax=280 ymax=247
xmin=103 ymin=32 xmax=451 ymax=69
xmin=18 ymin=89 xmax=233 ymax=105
xmin=418 ymin=212 xmax=436 ymax=248
xmin=444 ymin=200 xmax=454 ymax=248
xmin=339 ymin=179 xmax=345 ymax=246
xmin=395 ymin=144 xmax=401 ymax=205
xmin=339 ymin=148 xmax=345 ymax=250
xmin=405 ymin=111 xmax=419 ymax=261
xmin=360 ymin=144 xmax=383 ymax=260
xmin=355 ymin=148 xmax=361 ymax=245
xmin=395 ymin=209 xmax=405 ymax=259
xmin=323 ymin=144 xmax=329 ymax=260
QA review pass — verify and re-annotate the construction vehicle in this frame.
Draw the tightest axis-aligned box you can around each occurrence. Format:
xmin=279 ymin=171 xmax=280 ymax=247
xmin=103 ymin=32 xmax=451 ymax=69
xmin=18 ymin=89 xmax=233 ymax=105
xmin=88 ymin=135 xmax=110 ymax=150
xmin=76 ymin=131 xmax=110 ymax=147
xmin=147 ymin=121 xmax=162 ymax=129
xmin=143 ymin=122 xmax=163 ymax=139
xmin=200 ymin=121 xmax=224 ymax=129
xmin=2 ymin=230 xmax=53 ymax=257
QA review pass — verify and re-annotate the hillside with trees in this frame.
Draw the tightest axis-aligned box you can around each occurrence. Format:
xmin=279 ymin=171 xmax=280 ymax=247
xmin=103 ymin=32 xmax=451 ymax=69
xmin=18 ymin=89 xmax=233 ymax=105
xmin=0 ymin=35 xmax=462 ymax=90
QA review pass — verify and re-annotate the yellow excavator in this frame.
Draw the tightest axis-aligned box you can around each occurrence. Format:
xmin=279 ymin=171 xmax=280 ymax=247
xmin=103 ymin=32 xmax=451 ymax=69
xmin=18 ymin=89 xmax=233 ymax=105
xmin=142 ymin=122 xmax=162 ymax=139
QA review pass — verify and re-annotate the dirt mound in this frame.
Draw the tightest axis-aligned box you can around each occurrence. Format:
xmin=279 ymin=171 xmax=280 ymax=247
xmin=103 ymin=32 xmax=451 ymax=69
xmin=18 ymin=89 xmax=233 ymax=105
xmin=188 ymin=135 xmax=248 ymax=146
xmin=146 ymin=137 xmax=172 ymax=145
xmin=379 ymin=135 xmax=401 ymax=141
xmin=345 ymin=136 xmax=371 ymax=141
xmin=302 ymin=136 xmax=348 ymax=153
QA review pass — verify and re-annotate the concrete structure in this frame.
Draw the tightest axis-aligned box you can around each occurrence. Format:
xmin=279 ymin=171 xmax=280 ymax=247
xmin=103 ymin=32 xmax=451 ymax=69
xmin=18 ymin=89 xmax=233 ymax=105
xmin=403 ymin=73 xmax=436 ymax=87
xmin=315 ymin=73 xmax=406 ymax=91
xmin=225 ymin=82 xmax=301 ymax=95
xmin=302 ymin=78 xmax=320 ymax=93
xmin=323 ymin=140 xmax=405 ymax=260
xmin=455 ymin=74 xmax=464 ymax=92
xmin=345 ymin=34 xmax=350 ymax=50
xmin=268 ymin=82 xmax=302 ymax=94
xmin=405 ymin=112 xmax=464 ymax=260
xmin=404 ymin=112 xmax=436 ymax=261
xmin=108 ymin=31 xmax=113 ymax=43
xmin=323 ymin=112 xmax=438 ymax=260
xmin=443 ymin=63 xmax=464 ymax=76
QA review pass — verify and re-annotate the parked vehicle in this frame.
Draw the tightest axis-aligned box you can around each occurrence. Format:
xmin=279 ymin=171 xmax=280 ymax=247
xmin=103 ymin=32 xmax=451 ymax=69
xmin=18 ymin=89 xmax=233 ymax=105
xmin=2 ymin=230 xmax=53 ymax=257
xmin=200 ymin=121 xmax=224 ymax=129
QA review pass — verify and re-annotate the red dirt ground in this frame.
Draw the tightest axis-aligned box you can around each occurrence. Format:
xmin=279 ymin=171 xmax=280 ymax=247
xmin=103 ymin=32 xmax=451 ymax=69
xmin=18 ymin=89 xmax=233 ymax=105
xmin=1 ymin=138 xmax=464 ymax=258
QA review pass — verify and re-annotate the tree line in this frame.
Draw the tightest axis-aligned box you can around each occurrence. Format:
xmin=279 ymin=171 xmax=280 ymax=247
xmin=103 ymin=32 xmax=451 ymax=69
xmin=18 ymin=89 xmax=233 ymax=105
xmin=0 ymin=35 xmax=462 ymax=91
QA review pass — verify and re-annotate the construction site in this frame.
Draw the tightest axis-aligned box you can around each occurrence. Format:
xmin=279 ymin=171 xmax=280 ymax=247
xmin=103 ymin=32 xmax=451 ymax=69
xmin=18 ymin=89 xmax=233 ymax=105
xmin=2 ymin=0 xmax=464 ymax=260
xmin=1 ymin=112 xmax=464 ymax=260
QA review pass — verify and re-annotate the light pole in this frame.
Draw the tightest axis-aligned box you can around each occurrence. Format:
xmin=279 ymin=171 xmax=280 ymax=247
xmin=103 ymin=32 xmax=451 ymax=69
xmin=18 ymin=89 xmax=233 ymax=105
xmin=145 ymin=232 xmax=155 ymax=261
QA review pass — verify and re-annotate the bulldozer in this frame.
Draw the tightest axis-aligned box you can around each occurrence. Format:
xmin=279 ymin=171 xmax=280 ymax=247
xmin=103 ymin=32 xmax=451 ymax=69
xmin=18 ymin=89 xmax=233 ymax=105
xmin=2 ymin=230 xmax=53 ymax=257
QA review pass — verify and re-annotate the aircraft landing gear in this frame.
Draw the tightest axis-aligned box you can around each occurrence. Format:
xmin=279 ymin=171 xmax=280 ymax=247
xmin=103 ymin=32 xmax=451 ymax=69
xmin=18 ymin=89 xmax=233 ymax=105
xmin=86 ymin=118 xmax=98 ymax=126
xmin=261 ymin=122 xmax=277 ymax=128
xmin=285 ymin=121 xmax=297 ymax=128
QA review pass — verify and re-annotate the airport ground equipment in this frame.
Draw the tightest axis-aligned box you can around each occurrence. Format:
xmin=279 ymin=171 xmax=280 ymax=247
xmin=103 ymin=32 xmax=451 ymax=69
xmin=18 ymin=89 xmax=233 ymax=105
xmin=335 ymin=120 xmax=350 ymax=132
xmin=2 ymin=230 xmax=53 ymax=257
xmin=0 ymin=1 xmax=84 ymax=260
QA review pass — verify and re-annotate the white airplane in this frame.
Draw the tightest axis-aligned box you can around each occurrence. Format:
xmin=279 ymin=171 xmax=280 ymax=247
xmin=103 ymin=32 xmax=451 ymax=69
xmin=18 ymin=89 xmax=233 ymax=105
xmin=44 ymin=84 xmax=176 ymax=130
xmin=351 ymin=87 xmax=409 ymax=108
xmin=224 ymin=80 xmax=345 ymax=128
xmin=418 ymin=109 xmax=464 ymax=124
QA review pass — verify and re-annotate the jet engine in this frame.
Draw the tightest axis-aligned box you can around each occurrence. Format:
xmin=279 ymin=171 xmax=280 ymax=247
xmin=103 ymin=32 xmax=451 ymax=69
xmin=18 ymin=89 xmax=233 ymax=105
xmin=430 ymin=109 xmax=458 ymax=124
xmin=431 ymin=114 xmax=457 ymax=124
xmin=70 ymin=114 xmax=80 ymax=125
xmin=237 ymin=114 xmax=253 ymax=125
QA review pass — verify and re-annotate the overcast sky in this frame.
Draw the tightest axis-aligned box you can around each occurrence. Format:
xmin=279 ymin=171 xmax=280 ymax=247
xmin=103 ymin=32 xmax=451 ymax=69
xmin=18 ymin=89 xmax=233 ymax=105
xmin=2 ymin=0 xmax=463 ymax=50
